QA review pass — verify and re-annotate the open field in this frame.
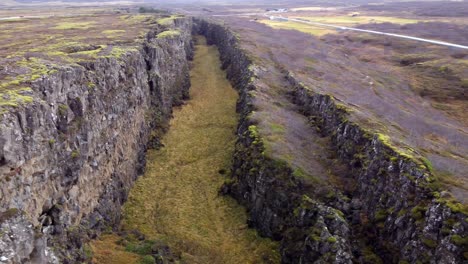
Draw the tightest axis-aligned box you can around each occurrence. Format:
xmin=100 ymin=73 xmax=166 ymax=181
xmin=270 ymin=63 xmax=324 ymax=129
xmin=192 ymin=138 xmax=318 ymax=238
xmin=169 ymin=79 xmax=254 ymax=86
xmin=0 ymin=8 xmax=182 ymax=112
xmin=259 ymin=20 xmax=334 ymax=36
xmin=205 ymin=4 xmax=468 ymax=203
xmin=289 ymin=15 xmax=422 ymax=26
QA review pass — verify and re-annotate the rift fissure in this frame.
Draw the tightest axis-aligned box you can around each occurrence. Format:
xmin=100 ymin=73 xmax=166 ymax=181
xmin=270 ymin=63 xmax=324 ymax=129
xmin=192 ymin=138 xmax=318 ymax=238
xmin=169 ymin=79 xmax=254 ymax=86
xmin=92 ymin=36 xmax=279 ymax=264
xmin=0 ymin=15 xmax=466 ymax=264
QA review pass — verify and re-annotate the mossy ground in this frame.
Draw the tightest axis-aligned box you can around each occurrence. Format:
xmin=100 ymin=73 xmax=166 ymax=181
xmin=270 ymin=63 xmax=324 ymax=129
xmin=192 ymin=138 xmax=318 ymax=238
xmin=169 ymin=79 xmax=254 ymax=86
xmin=0 ymin=9 xmax=167 ymax=111
xmin=92 ymin=36 xmax=279 ymax=264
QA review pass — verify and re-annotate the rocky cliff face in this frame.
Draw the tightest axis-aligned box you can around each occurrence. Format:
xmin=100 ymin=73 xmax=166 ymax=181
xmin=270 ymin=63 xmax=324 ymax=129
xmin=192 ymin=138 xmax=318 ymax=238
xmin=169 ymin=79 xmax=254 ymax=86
xmin=0 ymin=17 xmax=193 ymax=264
xmin=195 ymin=18 xmax=467 ymax=263
xmin=288 ymin=76 xmax=468 ymax=263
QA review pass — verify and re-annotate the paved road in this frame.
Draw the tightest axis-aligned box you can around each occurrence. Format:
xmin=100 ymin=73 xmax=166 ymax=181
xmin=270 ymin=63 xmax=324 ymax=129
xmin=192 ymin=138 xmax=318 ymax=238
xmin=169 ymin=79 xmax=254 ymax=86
xmin=268 ymin=14 xmax=468 ymax=50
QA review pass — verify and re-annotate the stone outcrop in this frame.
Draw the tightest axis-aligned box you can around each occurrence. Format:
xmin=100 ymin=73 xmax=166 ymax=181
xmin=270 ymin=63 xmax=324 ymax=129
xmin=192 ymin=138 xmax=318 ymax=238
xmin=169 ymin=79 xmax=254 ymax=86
xmin=0 ymin=17 xmax=193 ymax=263
xmin=287 ymin=76 xmax=468 ymax=263
xmin=195 ymin=18 xmax=468 ymax=263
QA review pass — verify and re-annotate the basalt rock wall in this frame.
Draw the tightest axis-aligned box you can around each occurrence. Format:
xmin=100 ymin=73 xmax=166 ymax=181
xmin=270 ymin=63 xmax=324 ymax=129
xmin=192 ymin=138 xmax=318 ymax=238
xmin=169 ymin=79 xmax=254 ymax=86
xmin=0 ymin=18 xmax=193 ymax=264
xmin=195 ymin=18 xmax=467 ymax=264
xmin=287 ymin=76 xmax=468 ymax=263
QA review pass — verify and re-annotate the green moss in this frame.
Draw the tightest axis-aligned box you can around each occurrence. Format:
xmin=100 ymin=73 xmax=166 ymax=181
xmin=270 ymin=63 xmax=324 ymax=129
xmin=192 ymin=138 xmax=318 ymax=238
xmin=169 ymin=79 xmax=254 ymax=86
xmin=327 ymin=236 xmax=337 ymax=243
xmin=58 ymin=104 xmax=68 ymax=116
xmin=157 ymin=30 xmax=181 ymax=38
xmin=444 ymin=218 xmax=457 ymax=227
xmin=325 ymin=190 xmax=335 ymax=199
xmin=311 ymin=234 xmax=321 ymax=242
xmin=325 ymin=214 xmax=336 ymax=220
xmin=375 ymin=209 xmax=388 ymax=222
xmin=248 ymin=125 xmax=260 ymax=139
xmin=292 ymin=167 xmax=307 ymax=178
xmin=48 ymin=139 xmax=56 ymax=148
xmin=54 ymin=22 xmax=95 ymax=30
xmin=439 ymin=199 xmax=468 ymax=215
xmin=362 ymin=247 xmax=383 ymax=264
xmin=125 ymin=240 xmax=155 ymax=255
xmin=420 ymin=157 xmax=434 ymax=172
xmin=451 ymin=235 xmax=468 ymax=246
xmin=0 ymin=88 xmax=34 ymax=111
xmin=102 ymin=30 xmax=126 ymax=35
xmin=397 ymin=209 xmax=407 ymax=217
xmin=157 ymin=15 xmax=182 ymax=26
xmin=376 ymin=133 xmax=414 ymax=160
xmin=438 ymin=66 xmax=449 ymax=74
xmin=422 ymin=238 xmax=437 ymax=248
xmin=302 ymin=194 xmax=313 ymax=204
xmin=411 ymin=205 xmax=427 ymax=220
xmin=107 ymin=46 xmax=138 ymax=58
xmin=75 ymin=45 xmax=106 ymax=57
xmin=83 ymin=244 xmax=93 ymax=259
xmin=71 ymin=150 xmax=80 ymax=159
xmin=87 ymin=82 xmax=96 ymax=90
xmin=139 ymin=255 xmax=155 ymax=264
xmin=441 ymin=227 xmax=452 ymax=235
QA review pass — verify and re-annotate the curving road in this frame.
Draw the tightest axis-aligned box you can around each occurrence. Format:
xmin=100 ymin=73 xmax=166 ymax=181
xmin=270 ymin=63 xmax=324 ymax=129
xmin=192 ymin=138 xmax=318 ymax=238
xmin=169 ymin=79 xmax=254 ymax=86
xmin=267 ymin=14 xmax=468 ymax=50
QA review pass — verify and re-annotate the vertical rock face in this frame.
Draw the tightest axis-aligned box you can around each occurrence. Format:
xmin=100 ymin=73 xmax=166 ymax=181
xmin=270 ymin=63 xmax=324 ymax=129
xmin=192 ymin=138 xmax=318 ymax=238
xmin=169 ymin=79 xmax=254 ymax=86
xmin=195 ymin=19 xmax=353 ymax=264
xmin=195 ymin=18 xmax=467 ymax=264
xmin=0 ymin=18 xmax=193 ymax=263
xmin=287 ymin=78 xmax=468 ymax=263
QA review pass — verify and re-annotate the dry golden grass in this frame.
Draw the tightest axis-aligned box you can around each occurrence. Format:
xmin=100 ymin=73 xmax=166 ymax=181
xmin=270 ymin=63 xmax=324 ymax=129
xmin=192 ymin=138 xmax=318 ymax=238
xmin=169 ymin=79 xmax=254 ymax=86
xmin=0 ymin=10 xmax=179 ymax=112
xmin=259 ymin=19 xmax=333 ymax=36
xmin=93 ymin=36 xmax=279 ymax=264
xmin=91 ymin=234 xmax=140 ymax=264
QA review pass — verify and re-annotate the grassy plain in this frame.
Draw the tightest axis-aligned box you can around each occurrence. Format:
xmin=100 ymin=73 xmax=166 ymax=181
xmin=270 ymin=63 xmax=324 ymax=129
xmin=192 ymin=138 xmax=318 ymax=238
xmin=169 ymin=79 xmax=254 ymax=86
xmin=0 ymin=8 xmax=181 ymax=112
xmin=259 ymin=20 xmax=333 ymax=36
xmin=292 ymin=15 xmax=421 ymax=25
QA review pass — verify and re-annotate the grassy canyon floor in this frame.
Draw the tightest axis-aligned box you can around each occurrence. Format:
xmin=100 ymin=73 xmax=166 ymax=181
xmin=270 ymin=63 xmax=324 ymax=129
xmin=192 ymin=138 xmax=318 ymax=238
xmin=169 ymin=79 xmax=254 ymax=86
xmin=91 ymin=36 xmax=279 ymax=264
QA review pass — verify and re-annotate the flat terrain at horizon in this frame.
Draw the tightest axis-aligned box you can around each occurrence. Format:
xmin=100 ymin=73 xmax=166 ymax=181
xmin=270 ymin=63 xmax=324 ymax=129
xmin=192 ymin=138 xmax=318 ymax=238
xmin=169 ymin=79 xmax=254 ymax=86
xmin=0 ymin=7 xmax=184 ymax=112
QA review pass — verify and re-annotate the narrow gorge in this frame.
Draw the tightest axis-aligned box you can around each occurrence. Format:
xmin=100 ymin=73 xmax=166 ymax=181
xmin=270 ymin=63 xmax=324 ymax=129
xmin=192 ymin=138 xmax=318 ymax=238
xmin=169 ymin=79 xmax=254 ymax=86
xmin=91 ymin=36 xmax=279 ymax=264
xmin=0 ymin=14 xmax=467 ymax=264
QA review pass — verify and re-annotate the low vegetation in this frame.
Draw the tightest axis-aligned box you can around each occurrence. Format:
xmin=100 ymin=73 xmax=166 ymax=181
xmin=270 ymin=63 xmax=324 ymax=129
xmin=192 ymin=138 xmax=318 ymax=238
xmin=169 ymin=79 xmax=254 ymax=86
xmin=0 ymin=9 xmax=171 ymax=112
xmin=260 ymin=20 xmax=333 ymax=36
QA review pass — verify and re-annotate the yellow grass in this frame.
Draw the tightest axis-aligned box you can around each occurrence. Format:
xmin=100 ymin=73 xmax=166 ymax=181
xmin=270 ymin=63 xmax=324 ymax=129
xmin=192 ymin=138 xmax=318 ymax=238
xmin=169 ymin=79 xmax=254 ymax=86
xmin=53 ymin=21 xmax=95 ymax=30
xmin=93 ymin=36 xmax=280 ymax=264
xmin=259 ymin=19 xmax=333 ymax=36
xmin=91 ymin=234 xmax=140 ymax=264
